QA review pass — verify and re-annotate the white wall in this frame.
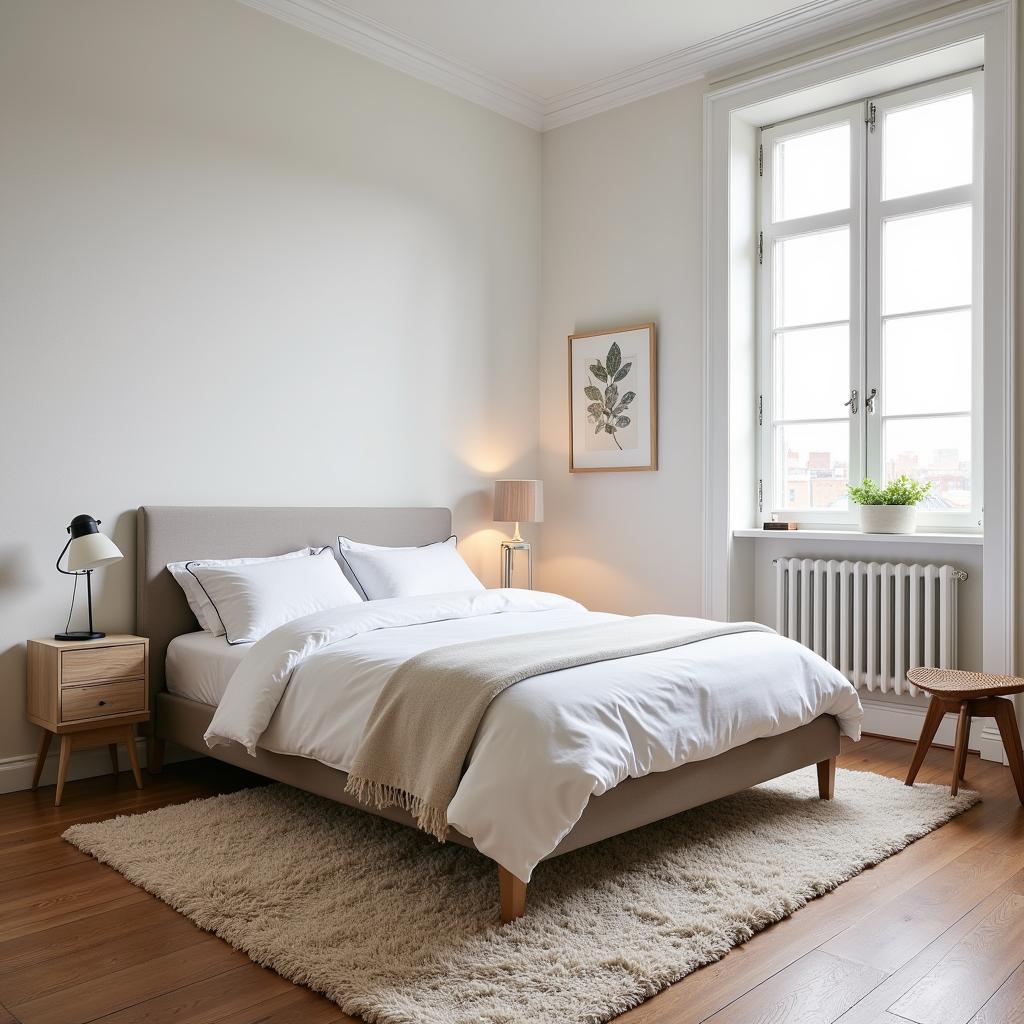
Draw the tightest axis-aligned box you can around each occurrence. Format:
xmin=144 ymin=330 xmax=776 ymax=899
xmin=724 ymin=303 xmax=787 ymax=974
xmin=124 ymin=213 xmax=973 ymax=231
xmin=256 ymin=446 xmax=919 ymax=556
xmin=537 ymin=83 xmax=706 ymax=614
xmin=0 ymin=0 xmax=541 ymax=766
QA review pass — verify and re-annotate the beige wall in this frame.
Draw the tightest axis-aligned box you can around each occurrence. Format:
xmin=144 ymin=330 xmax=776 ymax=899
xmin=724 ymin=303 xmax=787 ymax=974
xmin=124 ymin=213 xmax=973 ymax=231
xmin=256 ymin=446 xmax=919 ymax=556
xmin=536 ymin=83 xmax=706 ymax=614
xmin=0 ymin=0 xmax=541 ymax=766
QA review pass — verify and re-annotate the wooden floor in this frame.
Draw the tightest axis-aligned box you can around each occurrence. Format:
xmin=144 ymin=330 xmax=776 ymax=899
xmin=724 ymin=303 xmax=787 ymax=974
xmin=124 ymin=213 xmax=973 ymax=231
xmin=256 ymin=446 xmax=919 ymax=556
xmin=1 ymin=737 xmax=1023 ymax=1024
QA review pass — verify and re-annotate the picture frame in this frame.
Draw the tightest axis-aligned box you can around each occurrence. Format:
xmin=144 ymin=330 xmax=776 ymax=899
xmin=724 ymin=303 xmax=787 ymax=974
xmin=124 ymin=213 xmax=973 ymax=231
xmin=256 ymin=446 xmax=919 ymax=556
xmin=568 ymin=322 xmax=657 ymax=473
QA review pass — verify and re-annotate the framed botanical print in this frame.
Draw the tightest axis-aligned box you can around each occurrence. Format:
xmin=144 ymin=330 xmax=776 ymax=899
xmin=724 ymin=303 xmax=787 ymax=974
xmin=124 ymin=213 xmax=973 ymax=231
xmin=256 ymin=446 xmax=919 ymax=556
xmin=568 ymin=322 xmax=657 ymax=472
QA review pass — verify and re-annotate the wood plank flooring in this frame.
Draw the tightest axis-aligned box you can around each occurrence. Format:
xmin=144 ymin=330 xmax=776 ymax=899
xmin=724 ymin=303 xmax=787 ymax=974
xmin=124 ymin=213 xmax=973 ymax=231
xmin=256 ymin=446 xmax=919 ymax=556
xmin=1 ymin=737 xmax=1021 ymax=1023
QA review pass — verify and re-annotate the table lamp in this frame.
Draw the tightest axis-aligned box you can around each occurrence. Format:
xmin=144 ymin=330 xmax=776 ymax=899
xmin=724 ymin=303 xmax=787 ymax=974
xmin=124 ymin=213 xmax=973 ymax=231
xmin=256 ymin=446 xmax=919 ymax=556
xmin=55 ymin=514 xmax=123 ymax=641
xmin=493 ymin=479 xmax=543 ymax=588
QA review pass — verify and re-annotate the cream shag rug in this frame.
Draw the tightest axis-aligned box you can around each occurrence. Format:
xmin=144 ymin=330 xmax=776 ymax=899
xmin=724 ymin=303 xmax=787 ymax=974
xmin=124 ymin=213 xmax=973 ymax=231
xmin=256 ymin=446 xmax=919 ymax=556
xmin=64 ymin=768 xmax=977 ymax=1024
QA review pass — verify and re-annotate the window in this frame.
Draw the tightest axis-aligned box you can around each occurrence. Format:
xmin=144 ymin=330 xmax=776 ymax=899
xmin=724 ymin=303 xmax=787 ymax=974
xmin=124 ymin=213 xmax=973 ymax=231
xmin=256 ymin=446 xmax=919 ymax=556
xmin=758 ymin=71 xmax=982 ymax=529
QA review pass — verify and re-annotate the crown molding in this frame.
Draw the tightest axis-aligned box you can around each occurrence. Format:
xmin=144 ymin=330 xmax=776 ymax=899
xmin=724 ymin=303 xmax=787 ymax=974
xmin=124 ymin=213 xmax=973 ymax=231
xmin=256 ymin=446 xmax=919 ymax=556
xmin=237 ymin=0 xmax=952 ymax=132
xmin=542 ymin=0 xmax=946 ymax=128
xmin=236 ymin=0 xmax=546 ymax=129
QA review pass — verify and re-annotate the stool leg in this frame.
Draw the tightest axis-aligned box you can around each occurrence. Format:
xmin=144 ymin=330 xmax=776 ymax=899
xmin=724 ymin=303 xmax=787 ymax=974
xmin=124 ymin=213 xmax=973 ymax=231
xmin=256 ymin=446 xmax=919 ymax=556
xmin=951 ymin=703 xmax=970 ymax=797
xmin=956 ymin=709 xmax=972 ymax=782
xmin=906 ymin=695 xmax=946 ymax=787
xmin=992 ymin=699 xmax=1024 ymax=806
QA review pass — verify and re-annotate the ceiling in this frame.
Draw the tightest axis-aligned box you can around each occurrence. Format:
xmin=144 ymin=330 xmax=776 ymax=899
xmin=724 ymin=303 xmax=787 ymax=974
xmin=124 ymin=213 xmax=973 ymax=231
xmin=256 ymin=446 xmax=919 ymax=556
xmin=332 ymin=0 xmax=807 ymax=99
xmin=239 ymin=0 xmax=937 ymax=128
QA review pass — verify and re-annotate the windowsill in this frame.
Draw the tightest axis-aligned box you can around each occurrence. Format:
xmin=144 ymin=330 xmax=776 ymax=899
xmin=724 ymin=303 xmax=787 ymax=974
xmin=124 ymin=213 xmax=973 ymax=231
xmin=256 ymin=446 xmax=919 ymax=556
xmin=733 ymin=528 xmax=983 ymax=545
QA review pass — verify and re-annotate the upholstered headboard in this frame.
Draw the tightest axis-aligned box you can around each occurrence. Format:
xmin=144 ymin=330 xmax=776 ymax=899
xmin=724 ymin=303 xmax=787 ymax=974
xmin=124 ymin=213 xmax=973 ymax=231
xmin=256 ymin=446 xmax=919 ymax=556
xmin=136 ymin=505 xmax=452 ymax=705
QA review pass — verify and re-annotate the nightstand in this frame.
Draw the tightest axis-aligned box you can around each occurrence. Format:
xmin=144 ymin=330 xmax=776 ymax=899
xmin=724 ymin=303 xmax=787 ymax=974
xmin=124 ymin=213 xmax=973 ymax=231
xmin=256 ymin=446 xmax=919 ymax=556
xmin=27 ymin=634 xmax=150 ymax=805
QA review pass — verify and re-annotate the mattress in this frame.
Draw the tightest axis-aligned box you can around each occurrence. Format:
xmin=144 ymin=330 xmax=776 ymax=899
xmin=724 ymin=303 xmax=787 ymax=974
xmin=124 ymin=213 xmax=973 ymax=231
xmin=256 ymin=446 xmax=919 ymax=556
xmin=166 ymin=631 xmax=248 ymax=706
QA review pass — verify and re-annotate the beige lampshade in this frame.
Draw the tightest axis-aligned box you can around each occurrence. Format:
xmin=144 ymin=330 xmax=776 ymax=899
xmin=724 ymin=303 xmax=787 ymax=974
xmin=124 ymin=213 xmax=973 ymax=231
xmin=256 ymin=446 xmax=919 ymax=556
xmin=493 ymin=479 xmax=543 ymax=524
xmin=67 ymin=531 xmax=123 ymax=571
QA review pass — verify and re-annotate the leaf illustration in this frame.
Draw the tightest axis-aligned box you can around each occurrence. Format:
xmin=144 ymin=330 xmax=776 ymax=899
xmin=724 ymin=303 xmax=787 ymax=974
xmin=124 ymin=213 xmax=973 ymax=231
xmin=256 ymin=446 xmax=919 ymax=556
xmin=594 ymin=420 xmax=604 ymax=435
xmin=589 ymin=362 xmax=608 ymax=383
xmin=606 ymin=343 xmax=622 ymax=378
xmin=587 ymin=402 xmax=603 ymax=418
xmin=604 ymin=383 xmax=619 ymax=408
xmin=616 ymin=416 xmax=631 ymax=427
xmin=584 ymin=385 xmax=602 ymax=402
xmin=604 ymin=424 xmax=616 ymax=434
xmin=611 ymin=403 xmax=625 ymax=416
xmin=613 ymin=361 xmax=632 ymax=383
xmin=620 ymin=391 xmax=636 ymax=406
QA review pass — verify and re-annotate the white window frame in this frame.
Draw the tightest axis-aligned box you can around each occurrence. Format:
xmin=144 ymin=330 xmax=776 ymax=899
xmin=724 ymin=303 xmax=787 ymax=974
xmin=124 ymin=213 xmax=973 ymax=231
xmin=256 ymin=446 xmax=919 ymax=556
xmin=757 ymin=71 xmax=983 ymax=530
xmin=759 ymin=103 xmax=865 ymax=526
xmin=865 ymin=70 xmax=983 ymax=531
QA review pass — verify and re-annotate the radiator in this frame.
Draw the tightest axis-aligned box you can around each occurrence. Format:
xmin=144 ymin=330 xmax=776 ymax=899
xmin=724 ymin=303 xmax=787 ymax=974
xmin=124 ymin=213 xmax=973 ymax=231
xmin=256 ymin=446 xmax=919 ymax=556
xmin=773 ymin=558 xmax=966 ymax=696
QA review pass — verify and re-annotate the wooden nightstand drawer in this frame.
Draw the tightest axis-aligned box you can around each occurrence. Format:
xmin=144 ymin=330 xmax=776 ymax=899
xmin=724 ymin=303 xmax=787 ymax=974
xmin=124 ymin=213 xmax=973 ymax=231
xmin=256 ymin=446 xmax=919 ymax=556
xmin=61 ymin=678 xmax=146 ymax=722
xmin=62 ymin=643 xmax=146 ymax=685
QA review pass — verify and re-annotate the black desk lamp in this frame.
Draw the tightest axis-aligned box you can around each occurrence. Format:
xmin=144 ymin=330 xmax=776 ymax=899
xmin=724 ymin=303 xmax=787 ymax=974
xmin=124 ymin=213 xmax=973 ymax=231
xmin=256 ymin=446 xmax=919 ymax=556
xmin=55 ymin=514 xmax=123 ymax=641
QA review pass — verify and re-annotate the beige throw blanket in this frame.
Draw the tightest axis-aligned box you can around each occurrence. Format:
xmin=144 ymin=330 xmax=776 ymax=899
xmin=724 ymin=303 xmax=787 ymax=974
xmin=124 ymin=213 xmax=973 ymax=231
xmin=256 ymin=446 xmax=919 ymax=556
xmin=344 ymin=615 xmax=772 ymax=840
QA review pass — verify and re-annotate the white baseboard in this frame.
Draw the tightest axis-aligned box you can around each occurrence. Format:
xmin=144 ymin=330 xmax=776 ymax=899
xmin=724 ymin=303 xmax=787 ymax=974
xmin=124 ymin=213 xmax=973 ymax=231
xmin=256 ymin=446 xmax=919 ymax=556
xmin=979 ymin=724 xmax=1009 ymax=765
xmin=0 ymin=738 xmax=202 ymax=796
xmin=859 ymin=698 xmax=998 ymax=757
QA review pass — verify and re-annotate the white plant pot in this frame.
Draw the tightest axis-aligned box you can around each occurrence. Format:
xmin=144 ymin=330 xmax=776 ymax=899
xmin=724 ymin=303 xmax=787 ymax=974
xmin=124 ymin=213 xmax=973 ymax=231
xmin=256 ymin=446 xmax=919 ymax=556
xmin=858 ymin=504 xmax=918 ymax=534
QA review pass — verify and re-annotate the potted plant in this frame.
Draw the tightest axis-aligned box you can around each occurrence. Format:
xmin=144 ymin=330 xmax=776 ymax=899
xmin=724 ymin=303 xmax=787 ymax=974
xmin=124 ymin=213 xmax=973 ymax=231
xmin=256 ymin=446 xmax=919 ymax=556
xmin=848 ymin=475 xmax=932 ymax=534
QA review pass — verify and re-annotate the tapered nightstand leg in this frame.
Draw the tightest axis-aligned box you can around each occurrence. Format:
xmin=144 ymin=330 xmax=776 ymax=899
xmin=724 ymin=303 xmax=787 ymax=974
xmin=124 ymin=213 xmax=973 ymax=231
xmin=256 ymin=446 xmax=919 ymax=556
xmin=123 ymin=727 xmax=143 ymax=789
xmin=31 ymin=730 xmax=52 ymax=790
xmin=108 ymin=743 xmax=119 ymax=777
xmin=55 ymin=735 xmax=72 ymax=807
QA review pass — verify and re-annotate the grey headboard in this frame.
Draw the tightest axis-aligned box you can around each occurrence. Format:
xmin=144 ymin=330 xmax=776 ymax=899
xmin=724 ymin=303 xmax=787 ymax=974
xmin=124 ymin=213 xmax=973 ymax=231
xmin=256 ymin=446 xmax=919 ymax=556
xmin=137 ymin=505 xmax=452 ymax=704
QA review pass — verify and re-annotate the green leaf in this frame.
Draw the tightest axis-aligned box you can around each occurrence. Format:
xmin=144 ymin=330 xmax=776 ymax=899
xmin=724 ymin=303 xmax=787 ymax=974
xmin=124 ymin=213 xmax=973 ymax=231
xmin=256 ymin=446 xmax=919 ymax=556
xmin=606 ymin=342 xmax=622 ymax=378
xmin=616 ymin=416 xmax=631 ymax=428
xmin=589 ymin=362 xmax=608 ymax=383
xmin=848 ymin=474 xmax=932 ymax=506
xmin=604 ymin=424 xmax=616 ymax=434
xmin=620 ymin=391 xmax=636 ymax=406
xmin=584 ymin=385 xmax=602 ymax=402
xmin=613 ymin=361 xmax=632 ymax=383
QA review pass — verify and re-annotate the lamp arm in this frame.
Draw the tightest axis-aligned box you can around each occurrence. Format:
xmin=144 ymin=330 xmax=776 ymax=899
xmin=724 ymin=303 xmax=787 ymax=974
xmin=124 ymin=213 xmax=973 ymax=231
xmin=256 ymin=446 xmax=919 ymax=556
xmin=55 ymin=536 xmax=79 ymax=576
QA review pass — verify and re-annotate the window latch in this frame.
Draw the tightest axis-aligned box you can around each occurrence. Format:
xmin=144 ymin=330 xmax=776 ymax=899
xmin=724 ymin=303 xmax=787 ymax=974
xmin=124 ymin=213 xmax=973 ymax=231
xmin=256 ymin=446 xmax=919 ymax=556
xmin=865 ymin=387 xmax=877 ymax=414
xmin=843 ymin=389 xmax=858 ymax=415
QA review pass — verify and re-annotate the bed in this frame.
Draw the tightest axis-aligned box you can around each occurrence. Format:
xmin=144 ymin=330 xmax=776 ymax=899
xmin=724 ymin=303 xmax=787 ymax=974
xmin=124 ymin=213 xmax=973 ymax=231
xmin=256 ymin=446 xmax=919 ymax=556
xmin=138 ymin=505 xmax=861 ymax=923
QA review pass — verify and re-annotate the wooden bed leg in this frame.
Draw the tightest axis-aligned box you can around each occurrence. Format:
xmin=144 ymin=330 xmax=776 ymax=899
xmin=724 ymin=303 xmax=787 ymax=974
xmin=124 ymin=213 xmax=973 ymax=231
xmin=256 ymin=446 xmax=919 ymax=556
xmin=147 ymin=735 xmax=165 ymax=775
xmin=498 ymin=866 xmax=527 ymax=923
xmin=817 ymin=756 xmax=836 ymax=800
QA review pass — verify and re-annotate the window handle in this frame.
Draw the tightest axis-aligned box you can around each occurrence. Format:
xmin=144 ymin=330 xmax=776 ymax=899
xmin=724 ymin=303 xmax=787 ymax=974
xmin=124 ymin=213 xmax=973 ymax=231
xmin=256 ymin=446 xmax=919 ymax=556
xmin=865 ymin=387 xmax=878 ymax=414
xmin=843 ymin=389 xmax=858 ymax=415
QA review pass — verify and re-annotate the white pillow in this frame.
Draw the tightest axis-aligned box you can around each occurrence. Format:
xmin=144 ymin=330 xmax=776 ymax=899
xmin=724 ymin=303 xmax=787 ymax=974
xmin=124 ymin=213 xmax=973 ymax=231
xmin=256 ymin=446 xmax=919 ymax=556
xmin=168 ymin=548 xmax=313 ymax=635
xmin=186 ymin=547 xmax=363 ymax=645
xmin=337 ymin=535 xmax=483 ymax=600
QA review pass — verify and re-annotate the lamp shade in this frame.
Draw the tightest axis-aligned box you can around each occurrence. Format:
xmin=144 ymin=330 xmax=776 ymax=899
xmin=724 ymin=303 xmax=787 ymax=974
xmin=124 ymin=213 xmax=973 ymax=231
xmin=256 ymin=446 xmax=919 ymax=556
xmin=493 ymin=479 xmax=543 ymax=524
xmin=66 ymin=515 xmax=123 ymax=571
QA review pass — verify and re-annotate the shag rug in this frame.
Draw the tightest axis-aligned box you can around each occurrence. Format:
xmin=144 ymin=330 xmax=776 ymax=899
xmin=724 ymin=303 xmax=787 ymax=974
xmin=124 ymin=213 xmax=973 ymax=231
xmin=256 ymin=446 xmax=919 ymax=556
xmin=64 ymin=768 xmax=978 ymax=1024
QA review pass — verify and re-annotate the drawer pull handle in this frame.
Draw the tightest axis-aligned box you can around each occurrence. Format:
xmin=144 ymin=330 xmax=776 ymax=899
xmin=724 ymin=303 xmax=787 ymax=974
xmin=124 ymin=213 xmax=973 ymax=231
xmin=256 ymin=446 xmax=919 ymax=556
xmin=98 ymin=699 xmax=107 ymax=706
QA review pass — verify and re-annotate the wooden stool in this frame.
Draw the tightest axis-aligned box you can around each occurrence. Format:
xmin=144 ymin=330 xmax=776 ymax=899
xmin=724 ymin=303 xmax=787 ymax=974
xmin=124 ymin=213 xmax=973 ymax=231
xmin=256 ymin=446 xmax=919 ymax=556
xmin=905 ymin=667 xmax=1024 ymax=804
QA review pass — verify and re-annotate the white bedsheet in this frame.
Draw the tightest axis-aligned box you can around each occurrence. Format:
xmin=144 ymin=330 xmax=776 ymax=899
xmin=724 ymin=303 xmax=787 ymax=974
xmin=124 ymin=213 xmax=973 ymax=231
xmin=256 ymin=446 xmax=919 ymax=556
xmin=166 ymin=632 xmax=248 ymax=706
xmin=206 ymin=590 xmax=863 ymax=881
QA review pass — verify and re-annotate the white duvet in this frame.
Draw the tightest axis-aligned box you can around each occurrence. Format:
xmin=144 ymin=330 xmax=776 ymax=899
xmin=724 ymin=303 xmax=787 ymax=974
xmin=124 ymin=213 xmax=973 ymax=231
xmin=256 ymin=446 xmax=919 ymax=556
xmin=206 ymin=589 xmax=863 ymax=881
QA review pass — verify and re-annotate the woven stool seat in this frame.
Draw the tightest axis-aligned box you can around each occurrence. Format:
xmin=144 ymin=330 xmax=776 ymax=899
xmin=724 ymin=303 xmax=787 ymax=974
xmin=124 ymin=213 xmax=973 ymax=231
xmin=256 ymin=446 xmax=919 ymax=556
xmin=907 ymin=666 xmax=1024 ymax=699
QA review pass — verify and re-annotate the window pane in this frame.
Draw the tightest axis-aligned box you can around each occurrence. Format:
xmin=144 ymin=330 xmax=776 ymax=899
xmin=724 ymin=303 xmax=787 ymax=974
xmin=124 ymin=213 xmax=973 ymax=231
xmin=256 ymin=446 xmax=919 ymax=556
xmin=883 ymin=91 xmax=972 ymax=201
xmin=883 ymin=415 xmax=971 ymax=510
xmin=776 ymin=228 xmax=849 ymax=328
xmin=775 ymin=122 xmax=850 ymax=221
xmin=776 ymin=325 xmax=848 ymax=420
xmin=883 ymin=309 xmax=971 ymax=416
xmin=883 ymin=206 xmax=971 ymax=315
xmin=776 ymin=421 xmax=849 ymax=511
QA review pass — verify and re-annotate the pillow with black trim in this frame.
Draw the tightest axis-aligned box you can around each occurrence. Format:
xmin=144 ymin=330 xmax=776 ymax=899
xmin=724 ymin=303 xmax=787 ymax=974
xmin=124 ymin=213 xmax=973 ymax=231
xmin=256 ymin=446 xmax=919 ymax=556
xmin=186 ymin=547 xmax=362 ymax=644
xmin=337 ymin=535 xmax=483 ymax=600
xmin=167 ymin=547 xmax=314 ymax=635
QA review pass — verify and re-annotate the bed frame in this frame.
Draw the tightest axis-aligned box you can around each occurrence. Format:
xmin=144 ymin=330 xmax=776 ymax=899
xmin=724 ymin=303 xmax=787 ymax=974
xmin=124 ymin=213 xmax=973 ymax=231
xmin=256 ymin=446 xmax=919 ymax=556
xmin=138 ymin=505 xmax=841 ymax=923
